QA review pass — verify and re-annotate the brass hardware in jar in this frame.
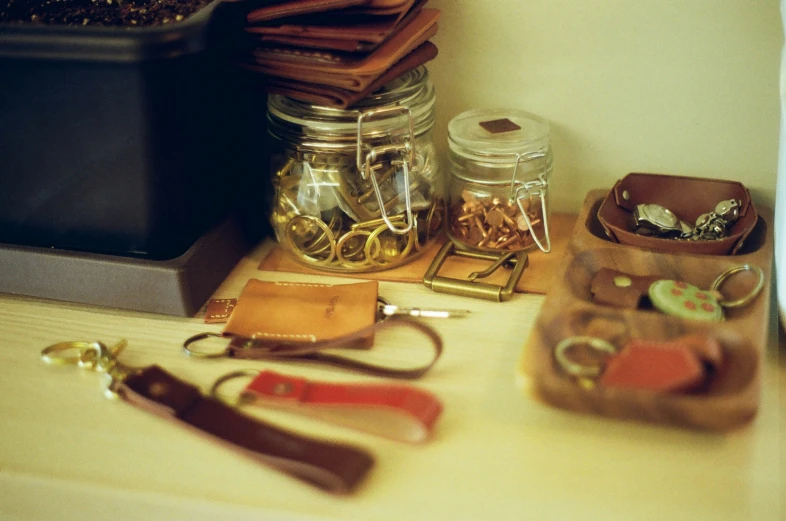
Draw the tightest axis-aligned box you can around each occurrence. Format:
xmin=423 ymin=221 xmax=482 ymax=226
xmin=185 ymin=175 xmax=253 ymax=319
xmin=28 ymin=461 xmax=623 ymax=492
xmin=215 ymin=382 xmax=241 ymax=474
xmin=446 ymin=109 xmax=554 ymax=254
xmin=267 ymin=67 xmax=444 ymax=272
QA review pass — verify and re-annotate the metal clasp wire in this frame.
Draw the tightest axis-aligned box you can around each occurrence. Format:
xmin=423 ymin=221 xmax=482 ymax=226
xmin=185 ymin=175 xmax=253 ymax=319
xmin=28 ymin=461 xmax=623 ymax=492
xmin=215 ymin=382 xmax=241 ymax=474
xmin=506 ymin=151 xmax=551 ymax=253
xmin=513 ymin=172 xmax=551 ymax=253
xmin=356 ymin=106 xmax=416 ymax=235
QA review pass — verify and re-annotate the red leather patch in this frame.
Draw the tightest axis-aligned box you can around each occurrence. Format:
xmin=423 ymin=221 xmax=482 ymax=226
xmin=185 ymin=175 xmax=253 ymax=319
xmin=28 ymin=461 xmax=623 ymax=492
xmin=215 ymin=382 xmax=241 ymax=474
xmin=600 ymin=343 xmax=705 ymax=393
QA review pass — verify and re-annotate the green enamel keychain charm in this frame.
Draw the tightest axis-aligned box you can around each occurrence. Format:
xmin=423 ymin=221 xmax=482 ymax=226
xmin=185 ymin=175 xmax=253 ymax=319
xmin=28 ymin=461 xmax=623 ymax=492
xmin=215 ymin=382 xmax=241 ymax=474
xmin=648 ymin=264 xmax=765 ymax=322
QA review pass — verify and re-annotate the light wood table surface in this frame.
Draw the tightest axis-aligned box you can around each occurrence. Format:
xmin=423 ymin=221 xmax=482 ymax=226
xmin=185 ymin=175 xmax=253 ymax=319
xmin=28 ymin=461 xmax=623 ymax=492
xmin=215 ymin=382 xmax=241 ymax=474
xmin=1 ymin=240 xmax=783 ymax=521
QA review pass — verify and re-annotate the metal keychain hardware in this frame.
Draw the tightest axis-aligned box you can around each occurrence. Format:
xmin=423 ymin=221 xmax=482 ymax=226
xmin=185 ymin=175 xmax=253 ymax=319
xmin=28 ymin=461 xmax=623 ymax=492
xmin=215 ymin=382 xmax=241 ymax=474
xmin=632 ymin=199 xmax=741 ymax=241
xmin=376 ymin=296 xmax=471 ymax=319
xmin=553 ymin=336 xmax=618 ymax=379
xmin=41 ymin=339 xmax=137 ymax=399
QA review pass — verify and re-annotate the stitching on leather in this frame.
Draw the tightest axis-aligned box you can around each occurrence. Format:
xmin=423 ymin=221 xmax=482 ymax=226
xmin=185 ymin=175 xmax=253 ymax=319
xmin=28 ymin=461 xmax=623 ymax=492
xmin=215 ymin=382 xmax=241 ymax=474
xmin=253 ymin=332 xmax=318 ymax=343
xmin=273 ymin=282 xmax=333 ymax=288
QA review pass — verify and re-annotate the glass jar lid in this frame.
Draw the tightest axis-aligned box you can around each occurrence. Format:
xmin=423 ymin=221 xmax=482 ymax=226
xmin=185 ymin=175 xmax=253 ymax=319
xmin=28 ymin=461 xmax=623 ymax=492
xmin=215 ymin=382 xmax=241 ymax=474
xmin=448 ymin=108 xmax=550 ymax=163
xmin=267 ymin=66 xmax=435 ymax=150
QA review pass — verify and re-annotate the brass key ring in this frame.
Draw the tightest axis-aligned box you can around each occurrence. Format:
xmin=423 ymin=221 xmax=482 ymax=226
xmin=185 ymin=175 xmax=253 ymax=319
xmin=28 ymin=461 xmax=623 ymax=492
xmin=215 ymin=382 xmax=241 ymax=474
xmin=553 ymin=336 xmax=618 ymax=378
xmin=285 ymin=215 xmax=337 ymax=266
xmin=336 ymin=229 xmax=375 ymax=267
xmin=41 ymin=340 xmax=106 ymax=365
xmin=365 ymin=223 xmax=415 ymax=267
xmin=710 ymin=264 xmax=765 ymax=309
xmin=182 ymin=332 xmax=232 ymax=359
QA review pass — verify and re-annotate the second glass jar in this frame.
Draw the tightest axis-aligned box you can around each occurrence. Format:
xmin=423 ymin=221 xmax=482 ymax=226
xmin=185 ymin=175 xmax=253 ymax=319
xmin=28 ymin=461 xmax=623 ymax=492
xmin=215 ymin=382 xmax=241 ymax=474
xmin=446 ymin=108 xmax=554 ymax=253
xmin=267 ymin=67 xmax=444 ymax=272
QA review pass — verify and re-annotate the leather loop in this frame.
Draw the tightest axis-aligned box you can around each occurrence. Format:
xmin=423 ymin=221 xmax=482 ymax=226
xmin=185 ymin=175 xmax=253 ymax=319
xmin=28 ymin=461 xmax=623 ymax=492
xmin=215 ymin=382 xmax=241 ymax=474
xmin=597 ymin=173 xmax=758 ymax=255
xmin=225 ymin=316 xmax=443 ymax=379
xmin=118 ymin=366 xmax=374 ymax=494
xmin=240 ymin=370 xmax=443 ymax=443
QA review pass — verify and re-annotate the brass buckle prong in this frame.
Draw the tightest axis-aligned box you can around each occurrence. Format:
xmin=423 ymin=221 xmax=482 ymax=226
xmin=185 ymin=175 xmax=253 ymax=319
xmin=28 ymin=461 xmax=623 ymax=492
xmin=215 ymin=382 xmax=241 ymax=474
xmin=423 ymin=242 xmax=529 ymax=302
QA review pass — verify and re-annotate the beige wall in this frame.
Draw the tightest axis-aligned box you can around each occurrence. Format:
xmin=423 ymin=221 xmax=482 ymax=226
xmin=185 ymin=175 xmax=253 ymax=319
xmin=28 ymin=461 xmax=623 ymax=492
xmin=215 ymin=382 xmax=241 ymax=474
xmin=426 ymin=0 xmax=783 ymax=212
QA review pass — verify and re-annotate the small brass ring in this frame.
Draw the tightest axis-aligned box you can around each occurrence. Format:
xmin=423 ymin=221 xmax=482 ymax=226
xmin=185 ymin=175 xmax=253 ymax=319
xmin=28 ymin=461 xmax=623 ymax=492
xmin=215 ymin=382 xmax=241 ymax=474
xmin=336 ymin=229 xmax=374 ymax=267
xmin=285 ymin=215 xmax=336 ymax=266
xmin=365 ymin=223 xmax=415 ymax=267
xmin=553 ymin=336 xmax=618 ymax=378
xmin=710 ymin=264 xmax=765 ymax=309
xmin=209 ymin=369 xmax=260 ymax=406
xmin=182 ymin=332 xmax=230 ymax=359
xmin=41 ymin=341 xmax=104 ymax=365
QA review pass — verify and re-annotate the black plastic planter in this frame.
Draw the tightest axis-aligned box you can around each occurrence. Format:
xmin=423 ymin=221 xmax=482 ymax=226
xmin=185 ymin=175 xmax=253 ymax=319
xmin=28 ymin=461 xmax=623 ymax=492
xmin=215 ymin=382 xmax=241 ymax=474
xmin=0 ymin=1 xmax=260 ymax=260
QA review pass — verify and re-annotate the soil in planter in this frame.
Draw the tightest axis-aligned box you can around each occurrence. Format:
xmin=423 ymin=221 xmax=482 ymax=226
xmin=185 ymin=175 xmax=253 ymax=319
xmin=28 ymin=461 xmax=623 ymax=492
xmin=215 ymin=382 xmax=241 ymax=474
xmin=0 ymin=0 xmax=213 ymax=27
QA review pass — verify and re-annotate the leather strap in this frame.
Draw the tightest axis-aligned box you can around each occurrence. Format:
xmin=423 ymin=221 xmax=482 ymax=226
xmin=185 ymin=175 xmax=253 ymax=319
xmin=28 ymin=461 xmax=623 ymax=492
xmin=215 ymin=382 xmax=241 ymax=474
xmin=117 ymin=365 xmax=374 ymax=494
xmin=185 ymin=315 xmax=443 ymax=379
xmin=241 ymin=370 xmax=443 ymax=443
xmin=233 ymin=316 xmax=441 ymax=378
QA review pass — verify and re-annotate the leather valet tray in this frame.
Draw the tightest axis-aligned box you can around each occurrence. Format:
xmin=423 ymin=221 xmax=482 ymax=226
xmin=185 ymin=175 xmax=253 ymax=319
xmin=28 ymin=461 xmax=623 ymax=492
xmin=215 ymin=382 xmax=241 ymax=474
xmin=518 ymin=189 xmax=773 ymax=431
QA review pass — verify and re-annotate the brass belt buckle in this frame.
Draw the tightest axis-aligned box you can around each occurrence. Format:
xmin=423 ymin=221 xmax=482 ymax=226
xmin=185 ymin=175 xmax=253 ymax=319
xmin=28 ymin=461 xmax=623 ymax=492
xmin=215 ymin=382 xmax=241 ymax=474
xmin=423 ymin=242 xmax=529 ymax=302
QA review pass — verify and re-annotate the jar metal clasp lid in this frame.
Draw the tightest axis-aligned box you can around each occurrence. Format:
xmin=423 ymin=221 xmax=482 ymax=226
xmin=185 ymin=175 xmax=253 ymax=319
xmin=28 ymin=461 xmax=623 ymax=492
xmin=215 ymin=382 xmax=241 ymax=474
xmin=509 ymin=152 xmax=551 ymax=253
xmin=356 ymin=106 xmax=416 ymax=235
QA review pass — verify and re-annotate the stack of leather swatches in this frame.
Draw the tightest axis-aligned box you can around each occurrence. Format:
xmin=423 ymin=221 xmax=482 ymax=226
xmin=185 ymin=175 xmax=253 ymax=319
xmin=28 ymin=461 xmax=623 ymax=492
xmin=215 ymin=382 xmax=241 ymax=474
xmin=238 ymin=0 xmax=440 ymax=108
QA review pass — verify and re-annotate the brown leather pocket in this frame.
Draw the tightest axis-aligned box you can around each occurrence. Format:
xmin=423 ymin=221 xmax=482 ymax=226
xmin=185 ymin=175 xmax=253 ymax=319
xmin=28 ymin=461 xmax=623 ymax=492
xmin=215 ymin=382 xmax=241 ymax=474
xmin=597 ymin=173 xmax=757 ymax=255
xmin=224 ymin=279 xmax=379 ymax=348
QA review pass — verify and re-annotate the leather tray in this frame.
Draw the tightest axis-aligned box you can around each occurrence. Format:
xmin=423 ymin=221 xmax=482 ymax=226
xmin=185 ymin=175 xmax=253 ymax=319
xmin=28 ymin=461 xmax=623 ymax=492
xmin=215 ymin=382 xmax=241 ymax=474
xmin=519 ymin=189 xmax=773 ymax=431
xmin=597 ymin=173 xmax=758 ymax=255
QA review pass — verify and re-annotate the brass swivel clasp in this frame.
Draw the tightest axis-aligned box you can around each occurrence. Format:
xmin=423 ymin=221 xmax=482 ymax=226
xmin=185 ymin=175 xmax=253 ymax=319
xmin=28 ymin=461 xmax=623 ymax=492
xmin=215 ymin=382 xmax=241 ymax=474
xmin=41 ymin=339 xmax=138 ymax=399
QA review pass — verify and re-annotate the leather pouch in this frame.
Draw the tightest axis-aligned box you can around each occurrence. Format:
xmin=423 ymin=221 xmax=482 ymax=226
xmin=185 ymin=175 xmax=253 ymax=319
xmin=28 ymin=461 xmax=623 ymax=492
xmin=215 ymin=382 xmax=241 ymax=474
xmin=597 ymin=173 xmax=758 ymax=255
xmin=246 ymin=8 xmax=439 ymax=91
xmin=262 ymin=42 xmax=437 ymax=107
xmin=224 ymin=279 xmax=379 ymax=349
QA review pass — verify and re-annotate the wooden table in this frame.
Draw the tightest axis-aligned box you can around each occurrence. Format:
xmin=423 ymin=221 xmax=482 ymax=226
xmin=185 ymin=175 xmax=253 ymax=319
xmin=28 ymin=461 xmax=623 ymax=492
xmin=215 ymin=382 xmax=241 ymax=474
xmin=1 ymin=240 xmax=783 ymax=521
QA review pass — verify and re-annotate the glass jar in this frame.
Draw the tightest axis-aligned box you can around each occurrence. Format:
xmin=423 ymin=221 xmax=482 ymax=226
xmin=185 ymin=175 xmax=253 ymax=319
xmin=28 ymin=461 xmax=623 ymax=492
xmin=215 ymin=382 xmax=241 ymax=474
xmin=267 ymin=67 xmax=444 ymax=272
xmin=447 ymin=108 xmax=553 ymax=253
